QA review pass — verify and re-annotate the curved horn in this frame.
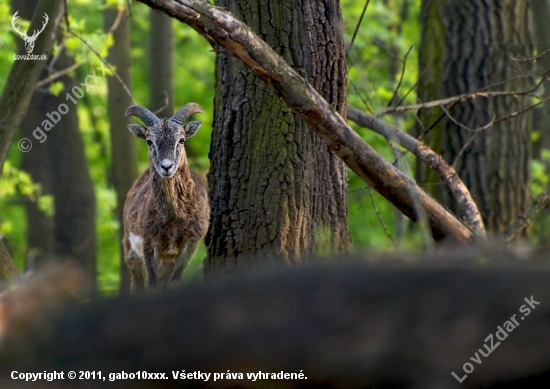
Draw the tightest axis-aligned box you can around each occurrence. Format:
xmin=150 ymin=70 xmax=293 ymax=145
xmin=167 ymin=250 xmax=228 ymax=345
xmin=169 ymin=103 xmax=204 ymax=125
xmin=125 ymin=105 xmax=161 ymax=127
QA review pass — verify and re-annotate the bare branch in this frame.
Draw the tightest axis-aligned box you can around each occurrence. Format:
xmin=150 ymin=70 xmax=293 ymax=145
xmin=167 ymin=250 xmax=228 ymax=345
xmin=152 ymin=91 xmax=170 ymax=115
xmin=108 ymin=5 xmax=126 ymax=32
xmin=394 ymin=67 xmax=426 ymax=110
xmin=502 ymin=192 xmax=550 ymax=242
xmin=511 ymin=48 xmax=550 ymax=62
xmin=375 ymin=73 xmax=546 ymax=117
xmin=346 ymin=0 xmax=370 ymax=57
xmin=138 ymin=0 xmax=477 ymax=243
xmin=367 ymin=187 xmax=395 ymax=244
xmin=452 ymin=96 xmax=550 ymax=169
xmin=62 ymin=1 xmax=136 ymax=105
xmin=36 ymin=61 xmax=81 ymax=88
xmin=440 ymin=104 xmax=496 ymax=134
xmin=347 ymin=106 xmax=486 ymax=237
xmin=385 ymin=45 xmax=412 ymax=110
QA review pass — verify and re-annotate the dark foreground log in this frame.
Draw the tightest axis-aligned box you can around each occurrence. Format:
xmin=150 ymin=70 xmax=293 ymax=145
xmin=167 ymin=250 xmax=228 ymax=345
xmin=1 ymin=247 xmax=550 ymax=388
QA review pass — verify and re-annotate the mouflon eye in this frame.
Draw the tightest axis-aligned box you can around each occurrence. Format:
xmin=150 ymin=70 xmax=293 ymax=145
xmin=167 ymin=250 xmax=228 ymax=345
xmin=179 ymin=138 xmax=185 ymax=145
xmin=146 ymin=139 xmax=153 ymax=147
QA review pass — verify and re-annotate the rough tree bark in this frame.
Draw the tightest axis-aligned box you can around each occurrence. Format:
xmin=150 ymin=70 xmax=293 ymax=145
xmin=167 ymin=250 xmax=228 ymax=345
xmin=104 ymin=5 xmax=138 ymax=294
xmin=417 ymin=0 xmax=533 ymax=235
xmin=206 ymin=0 xmax=351 ymax=272
xmin=137 ymin=0 xmax=476 ymax=243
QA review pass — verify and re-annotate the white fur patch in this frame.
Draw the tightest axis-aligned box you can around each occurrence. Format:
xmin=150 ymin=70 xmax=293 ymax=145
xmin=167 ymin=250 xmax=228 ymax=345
xmin=129 ymin=232 xmax=144 ymax=258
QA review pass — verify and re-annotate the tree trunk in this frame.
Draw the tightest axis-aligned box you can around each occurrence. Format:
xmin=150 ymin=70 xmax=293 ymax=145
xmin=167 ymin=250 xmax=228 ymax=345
xmin=137 ymin=0 xmax=476 ymax=243
xmin=21 ymin=89 xmax=55 ymax=269
xmin=0 ymin=0 xmax=64 ymax=279
xmin=0 ymin=0 xmax=63 ymax=171
xmin=205 ymin=0 xmax=351 ymax=273
xmin=43 ymin=49 xmax=97 ymax=294
xmin=12 ymin=0 xmax=55 ymax=270
xmin=148 ymin=9 xmax=174 ymax=119
xmin=417 ymin=0 xmax=533 ymax=235
xmin=104 ymin=5 xmax=138 ymax=294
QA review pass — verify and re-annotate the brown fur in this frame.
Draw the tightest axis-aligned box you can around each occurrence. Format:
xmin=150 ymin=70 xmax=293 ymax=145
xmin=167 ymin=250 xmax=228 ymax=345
xmin=122 ymin=104 xmax=210 ymax=290
xmin=123 ymin=160 xmax=209 ymax=290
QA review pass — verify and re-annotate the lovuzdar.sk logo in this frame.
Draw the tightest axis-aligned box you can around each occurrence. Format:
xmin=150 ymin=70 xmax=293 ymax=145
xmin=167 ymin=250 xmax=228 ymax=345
xmin=11 ymin=10 xmax=48 ymax=60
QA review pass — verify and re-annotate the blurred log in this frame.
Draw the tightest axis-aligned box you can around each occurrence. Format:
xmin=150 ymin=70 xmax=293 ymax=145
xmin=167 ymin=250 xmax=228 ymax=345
xmin=0 ymin=262 xmax=90 ymax=339
xmin=1 ymin=247 xmax=550 ymax=388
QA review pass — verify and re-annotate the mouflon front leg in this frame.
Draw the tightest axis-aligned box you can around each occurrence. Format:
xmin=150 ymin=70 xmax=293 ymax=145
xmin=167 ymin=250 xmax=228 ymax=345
xmin=170 ymin=240 xmax=199 ymax=283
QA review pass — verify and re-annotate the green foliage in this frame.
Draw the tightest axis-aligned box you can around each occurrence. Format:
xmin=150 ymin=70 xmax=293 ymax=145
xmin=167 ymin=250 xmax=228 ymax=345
xmin=0 ymin=161 xmax=53 ymax=216
xmin=1 ymin=0 xmax=544 ymax=293
xmin=531 ymin=150 xmax=550 ymax=197
xmin=343 ymin=0 xmax=425 ymax=251
xmin=0 ymin=0 xmax=425 ymax=293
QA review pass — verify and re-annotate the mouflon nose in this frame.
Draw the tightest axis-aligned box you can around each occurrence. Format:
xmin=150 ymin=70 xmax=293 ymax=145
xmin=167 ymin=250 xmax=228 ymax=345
xmin=160 ymin=159 xmax=174 ymax=172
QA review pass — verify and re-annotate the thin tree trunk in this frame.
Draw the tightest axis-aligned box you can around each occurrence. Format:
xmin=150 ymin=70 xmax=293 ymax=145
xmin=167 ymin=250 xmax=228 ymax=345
xmin=43 ymin=49 xmax=97 ymax=294
xmin=21 ymin=89 xmax=55 ymax=269
xmin=0 ymin=0 xmax=64 ymax=171
xmin=104 ymin=5 xmax=138 ymax=294
xmin=12 ymin=0 xmax=55 ymax=270
xmin=149 ymin=9 xmax=174 ymax=118
xmin=417 ymin=0 xmax=533 ymax=235
xmin=205 ymin=0 xmax=351 ymax=273
xmin=0 ymin=0 xmax=64 ymax=278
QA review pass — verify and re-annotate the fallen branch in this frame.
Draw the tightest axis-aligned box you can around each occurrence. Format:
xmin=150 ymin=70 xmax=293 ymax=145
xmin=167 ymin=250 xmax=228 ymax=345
xmin=137 ymin=0 xmax=476 ymax=243
xmin=347 ymin=106 xmax=486 ymax=237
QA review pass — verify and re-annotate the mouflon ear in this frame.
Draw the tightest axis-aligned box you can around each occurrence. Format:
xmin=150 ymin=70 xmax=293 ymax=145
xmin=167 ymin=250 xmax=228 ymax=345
xmin=127 ymin=124 xmax=147 ymax=139
xmin=184 ymin=121 xmax=202 ymax=138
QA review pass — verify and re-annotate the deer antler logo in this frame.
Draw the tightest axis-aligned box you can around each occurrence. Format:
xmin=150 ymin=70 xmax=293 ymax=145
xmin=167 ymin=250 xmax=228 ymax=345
xmin=11 ymin=11 xmax=49 ymax=54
